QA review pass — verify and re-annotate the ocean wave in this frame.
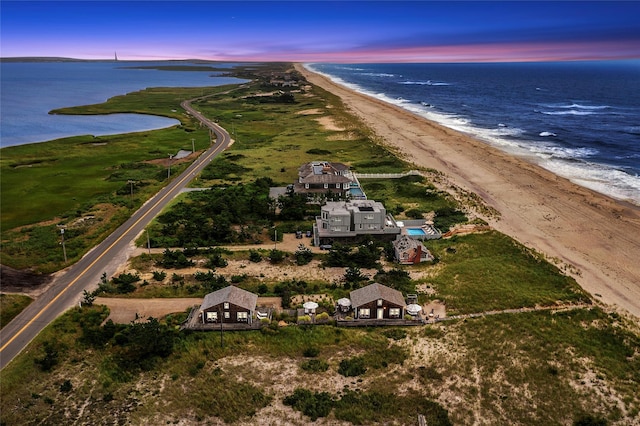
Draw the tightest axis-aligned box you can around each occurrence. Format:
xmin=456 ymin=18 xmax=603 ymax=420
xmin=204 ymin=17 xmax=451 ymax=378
xmin=531 ymin=144 xmax=598 ymax=159
xmin=539 ymin=131 xmax=557 ymax=137
xmin=540 ymin=158 xmax=640 ymax=204
xmin=540 ymin=102 xmax=610 ymax=110
xmin=539 ymin=110 xmax=597 ymax=116
xmin=359 ymin=72 xmax=397 ymax=77
xmin=400 ymin=80 xmax=451 ymax=86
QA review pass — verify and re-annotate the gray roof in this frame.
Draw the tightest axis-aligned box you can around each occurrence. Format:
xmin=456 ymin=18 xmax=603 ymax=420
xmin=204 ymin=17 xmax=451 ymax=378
xmin=298 ymin=161 xmax=351 ymax=185
xmin=201 ymin=286 xmax=258 ymax=311
xmin=393 ymin=235 xmax=426 ymax=251
xmin=350 ymin=283 xmax=405 ymax=308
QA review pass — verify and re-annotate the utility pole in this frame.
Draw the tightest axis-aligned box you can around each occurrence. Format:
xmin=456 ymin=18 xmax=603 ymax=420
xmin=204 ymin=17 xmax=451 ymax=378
xmin=60 ymin=228 xmax=67 ymax=263
xmin=128 ymin=180 xmax=135 ymax=206
xmin=167 ymin=154 xmax=173 ymax=179
xmin=191 ymin=138 xmax=195 ymax=154
xmin=146 ymin=230 xmax=151 ymax=255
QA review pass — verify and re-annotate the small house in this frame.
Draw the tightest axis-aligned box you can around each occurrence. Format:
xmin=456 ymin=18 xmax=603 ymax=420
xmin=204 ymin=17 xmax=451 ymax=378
xmin=350 ymin=283 xmax=405 ymax=320
xmin=200 ymin=286 xmax=258 ymax=324
xmin=393 ymin=235 xmax=434 ymax=264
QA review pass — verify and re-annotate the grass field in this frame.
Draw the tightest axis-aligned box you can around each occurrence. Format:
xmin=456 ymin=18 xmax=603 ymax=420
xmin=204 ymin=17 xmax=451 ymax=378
xmin=0 ymin=294 xmax=33 ymax=329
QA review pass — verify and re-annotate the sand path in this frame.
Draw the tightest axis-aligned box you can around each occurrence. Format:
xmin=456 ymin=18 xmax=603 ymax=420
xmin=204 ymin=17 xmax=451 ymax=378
xmin=296 ymin=64 xmax=640 ymax=319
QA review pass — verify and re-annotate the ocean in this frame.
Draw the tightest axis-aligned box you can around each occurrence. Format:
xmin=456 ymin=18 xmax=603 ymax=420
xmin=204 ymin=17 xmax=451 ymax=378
xmin=0 ymin=61 xmax=246 ymax=147
xmin=307 ymin=62 xmax=640 ymax=205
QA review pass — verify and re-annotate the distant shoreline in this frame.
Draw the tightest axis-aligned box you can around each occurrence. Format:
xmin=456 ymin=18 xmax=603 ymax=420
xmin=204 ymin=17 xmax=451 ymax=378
xmin=296 ymin=63 xmax=640 ymax=319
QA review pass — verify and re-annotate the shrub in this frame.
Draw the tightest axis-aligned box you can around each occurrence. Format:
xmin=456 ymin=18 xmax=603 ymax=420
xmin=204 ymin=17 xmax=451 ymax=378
xmin=316 ymin=312 xmax=330 ymax=321
xmin=269 ymin=249 xmax=285 ymax=264
xmin=295 ymin=244 xmax=314 ymax=265
xmin=34 ymin=341 xmax=59 ymax=372
xmin=249 ymin=250 xmax=263 ymax=263
xmin=283 ymin=388 xmax=335 ymax=421
xmin=59 ymin=379 xmax=73 ymax=393
xmin=111 ymin=272 xmax=140 ymax=294
xmin=383 ymin=328 xmax=407 ymax=341
xmin=303 ymin=346 xmax=320 ymax=357
xmin=300 ymin=359 xmax=329 ymax=373
xmin=338 ymin=356 xmax=367 ymax=377
xmin=298 ymin=315 xmax=312 ymax=323
xmin=152 ymin=270 xmax=167 ymax=281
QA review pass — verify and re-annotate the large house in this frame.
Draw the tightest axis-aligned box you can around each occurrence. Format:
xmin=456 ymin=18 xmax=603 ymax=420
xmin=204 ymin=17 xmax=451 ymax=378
xmin=294 ymin=161 xmax=358 ymax=198
xmin=199 ymin=286 xmax=258 ymax=325
xmin=350 ymin=283 xmax=406 ymax=320
xmin=393 ymin=235 xmax=434 ymax=264
xmin=313 ymin=199 xmax=401 ymax=245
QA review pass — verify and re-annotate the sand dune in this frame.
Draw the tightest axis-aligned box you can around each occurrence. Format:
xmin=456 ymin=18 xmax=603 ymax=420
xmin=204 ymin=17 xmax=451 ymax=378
xmin=296 ymin=64 xmax=640 ymax=320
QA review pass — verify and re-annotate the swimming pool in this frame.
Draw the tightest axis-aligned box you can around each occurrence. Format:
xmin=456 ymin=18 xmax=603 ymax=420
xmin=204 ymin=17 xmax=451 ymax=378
xmin=350 ymin=187 xmax=366 ymax=198
xmin=406 ymin=228 xmax=427 ymax=236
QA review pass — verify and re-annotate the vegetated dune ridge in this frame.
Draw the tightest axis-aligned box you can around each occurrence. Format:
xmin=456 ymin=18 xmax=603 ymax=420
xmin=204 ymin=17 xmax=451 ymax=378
xmin=295 ymin=64 xmax=640 ymax=320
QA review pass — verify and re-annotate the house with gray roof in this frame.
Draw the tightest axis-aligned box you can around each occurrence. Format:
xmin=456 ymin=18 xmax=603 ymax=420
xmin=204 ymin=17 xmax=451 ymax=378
xmin=393 ymin=235 xmax=434 ymax=264
xmin=199 ymin=286 xmax=258 ymax=325
xmin=313 ymin=199 xmax=401 ymax=245
xmin=350 ymin=283 xmax=406 ymax=320
xmin=294 ymin=161 xmax=357 ymax=197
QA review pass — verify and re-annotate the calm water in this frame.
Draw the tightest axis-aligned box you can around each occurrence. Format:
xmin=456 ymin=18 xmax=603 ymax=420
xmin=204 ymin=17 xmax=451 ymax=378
xmin=0 ymin=61 xmax=246 ymax=147
xmin=308 ymin=61 xmax=640 ymax=204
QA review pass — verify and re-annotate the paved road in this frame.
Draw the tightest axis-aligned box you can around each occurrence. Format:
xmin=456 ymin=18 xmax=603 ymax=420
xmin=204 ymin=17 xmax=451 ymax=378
xmin=0 ymin=98 xmax=231 ymax=370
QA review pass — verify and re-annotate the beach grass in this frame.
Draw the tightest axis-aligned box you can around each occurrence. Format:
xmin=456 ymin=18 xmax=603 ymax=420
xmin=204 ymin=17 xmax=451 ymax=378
xmin=422 ymin=231 xmax=590 ymax=314
xmin=0 ymin=294 xmax=33 ymax=329
xmin=1 ymin=301 xmax=637 ymax=425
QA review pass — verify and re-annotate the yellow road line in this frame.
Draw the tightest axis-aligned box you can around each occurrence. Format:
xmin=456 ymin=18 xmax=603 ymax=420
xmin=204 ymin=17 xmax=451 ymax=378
xmin=0 ymin=136 xmax=226 ymax=354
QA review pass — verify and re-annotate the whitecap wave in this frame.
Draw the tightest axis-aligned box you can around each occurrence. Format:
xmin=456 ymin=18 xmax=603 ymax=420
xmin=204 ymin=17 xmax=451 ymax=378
xmin=360 ymin=72 xmax=397 ymax=77
xmin=539 ymin=131 xmax=557 ymax=137
xmin=541 ymin=102 xmax=610 ymax=110
xmin=400 ymin=80 xmax=451 ymax=86
xmin=540 ymin=110 xmax=596 ymax=116
xmin=540 ymin=159 xmax=640 ymax=203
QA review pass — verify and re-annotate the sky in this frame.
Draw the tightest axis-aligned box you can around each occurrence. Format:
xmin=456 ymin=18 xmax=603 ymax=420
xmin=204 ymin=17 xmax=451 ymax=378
xmin=2 ymin=1 xmax=639 ymax=63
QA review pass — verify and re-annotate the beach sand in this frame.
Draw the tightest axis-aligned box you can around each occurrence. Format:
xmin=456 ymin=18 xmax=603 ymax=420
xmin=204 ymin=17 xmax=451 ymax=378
xmin=296 ymin=64 xmax=640 ymax=320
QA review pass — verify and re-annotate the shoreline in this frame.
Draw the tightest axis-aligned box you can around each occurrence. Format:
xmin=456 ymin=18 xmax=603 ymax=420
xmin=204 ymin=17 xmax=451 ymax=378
xmin=296 ymin=63 xmax=640 ymax=320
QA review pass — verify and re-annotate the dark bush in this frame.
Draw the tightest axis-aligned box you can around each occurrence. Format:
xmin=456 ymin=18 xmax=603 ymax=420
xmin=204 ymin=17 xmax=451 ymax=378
xmin=283 ymin=388 xmax=334 ymax=421
xmin=338 ymin=356 xmax=367 ymax=377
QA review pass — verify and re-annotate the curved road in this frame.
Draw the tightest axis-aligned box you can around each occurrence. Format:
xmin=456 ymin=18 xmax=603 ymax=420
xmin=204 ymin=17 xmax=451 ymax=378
xmin=0 ymin=98 xmax=231 ymax=370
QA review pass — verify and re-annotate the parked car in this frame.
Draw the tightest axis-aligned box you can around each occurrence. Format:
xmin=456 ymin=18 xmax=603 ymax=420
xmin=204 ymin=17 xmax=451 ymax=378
xmin=319 ymin=244 xmax=332 ymax=250
xmin=295 ymin=231 xmax=303 ymax=239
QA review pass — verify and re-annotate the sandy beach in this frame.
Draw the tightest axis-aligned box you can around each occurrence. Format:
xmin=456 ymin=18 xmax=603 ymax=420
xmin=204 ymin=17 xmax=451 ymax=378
xmin=296 ymin=64 xmax=640 ymax=320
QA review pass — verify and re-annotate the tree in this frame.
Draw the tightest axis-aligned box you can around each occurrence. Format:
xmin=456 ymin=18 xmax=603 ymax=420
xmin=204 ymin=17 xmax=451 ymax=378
xmin=295 ymin=244 xmax=313 ymax=265
xmin=344 ymin=266 xmax=367 ymax=285
xmin=82 ymin=289 xmax=96 ymax=306
xmin=269 ymin=249 xmax=285 ymax=264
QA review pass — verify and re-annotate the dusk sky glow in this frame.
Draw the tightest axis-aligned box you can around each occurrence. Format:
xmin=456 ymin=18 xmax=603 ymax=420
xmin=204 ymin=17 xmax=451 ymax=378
xmin=2 ymin=1 xmax=639 ymax=63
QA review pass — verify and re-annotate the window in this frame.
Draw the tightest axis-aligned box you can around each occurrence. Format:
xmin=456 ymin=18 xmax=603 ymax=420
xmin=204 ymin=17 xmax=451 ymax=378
xmin=336 ymin=183 xmax=340 ymax=188
xmin=305 ymin=183 xmax=309 ymax=189
xmin=389 ymin=308 xmax=401 ymax=318
xmin=364 ymin=214 xmax=374 ymax=220
xmin=377 ymin=299 xmax=383 ymax=306
xmin=223 ymin=302 xmax=229 ymax=310
xmin=237 ymin=312 xmax=248 ymax=321
xmin=359 ymin=308 xmax=370 ymax=318
xmin=224 ymin=312 xmax=230 ymax=319
xmin=324 ymin=183 xmax=328 ymax=189
xmin=206 ymin=312 xmax=217 ymax=322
